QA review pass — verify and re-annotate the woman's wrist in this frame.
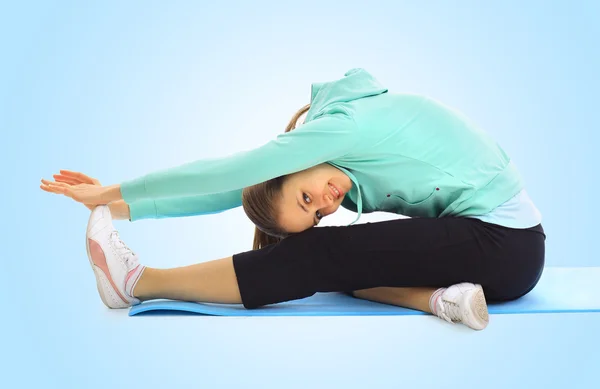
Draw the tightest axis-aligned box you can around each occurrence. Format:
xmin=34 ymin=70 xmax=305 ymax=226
xmin=108 ymin=200 xmax=131 ymax=220
xmin=103 ymin=184 xmax=123 ymax=203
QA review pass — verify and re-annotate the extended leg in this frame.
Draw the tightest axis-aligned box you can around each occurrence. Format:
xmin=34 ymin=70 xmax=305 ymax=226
xmin=85 ymin=205 xmax=242 ymax=308
xmin=134 ymin=266 xmax=437 ymax=312
xmin=86 ymin=206 xmax=490 ymax=329
xmin=132 ymin=260 xmax=242 ymax=304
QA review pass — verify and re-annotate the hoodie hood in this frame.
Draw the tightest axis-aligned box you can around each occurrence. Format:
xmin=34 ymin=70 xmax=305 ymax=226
xmin=304 ymin=68 xmax=387 ymax=226
xmin=305 ymin=68 xmax=388 ymax=122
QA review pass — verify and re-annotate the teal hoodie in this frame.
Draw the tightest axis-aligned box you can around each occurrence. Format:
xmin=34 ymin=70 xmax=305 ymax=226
xmin=121 ymin=68 xmax=523 ymax=225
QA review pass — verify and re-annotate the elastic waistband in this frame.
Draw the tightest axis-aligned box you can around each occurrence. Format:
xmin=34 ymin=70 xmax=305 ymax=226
xmin=476 ymin=219 xmax=546 ymax=239
xmin=526 ymin=223 xmax=546 ymax=239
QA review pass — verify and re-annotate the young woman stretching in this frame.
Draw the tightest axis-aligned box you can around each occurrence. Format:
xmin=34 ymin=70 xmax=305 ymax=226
xmin=41 ymin=68 xmax=546 ymax=330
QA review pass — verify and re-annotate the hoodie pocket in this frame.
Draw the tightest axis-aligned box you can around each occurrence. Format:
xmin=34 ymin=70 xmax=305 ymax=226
xmin=390 ymin=187 xmax=437 ymax=205
xmin=380 ymin=186 xmax=439 ymax=217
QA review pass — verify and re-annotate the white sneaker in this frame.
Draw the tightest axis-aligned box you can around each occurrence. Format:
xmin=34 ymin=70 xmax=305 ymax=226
xmin=435 ymin=283 xmax=489 ymax=330
xmin=85 ymin=205 xmax=143 ymax=309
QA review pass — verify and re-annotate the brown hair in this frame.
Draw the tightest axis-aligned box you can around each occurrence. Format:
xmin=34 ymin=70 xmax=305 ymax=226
xmin=241 ymin=103 xmax=311 ymax=250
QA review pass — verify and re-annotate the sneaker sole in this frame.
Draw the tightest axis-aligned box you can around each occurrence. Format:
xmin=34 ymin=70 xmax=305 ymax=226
xmin=466 ymin=285 xmax=489 ymax=330
xmin=85 ymin=207 xmax=130 ymax=309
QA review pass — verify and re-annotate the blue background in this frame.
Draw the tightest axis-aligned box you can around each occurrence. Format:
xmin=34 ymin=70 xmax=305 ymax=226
xmin=1 ymin=1 xmax=598 ymax=388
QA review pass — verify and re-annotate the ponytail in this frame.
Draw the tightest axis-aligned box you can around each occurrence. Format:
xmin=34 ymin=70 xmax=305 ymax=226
xmin=244 ymin=103 xmax=311 ymax=250
xmin=284 ymin=104 xmax=311 ymax=133
xmin=252 ymin=228 xmax=282 ymax=250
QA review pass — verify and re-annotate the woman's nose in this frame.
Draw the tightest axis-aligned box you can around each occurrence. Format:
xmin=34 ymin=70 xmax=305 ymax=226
xmin=319 ymin=192 xmax=334 ymax=207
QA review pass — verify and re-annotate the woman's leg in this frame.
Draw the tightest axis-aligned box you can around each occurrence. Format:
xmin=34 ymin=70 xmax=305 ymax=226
xmin=86 ymin=206 xmax=543 ymax=330
xmin=351 ymin=287 xmax=435 ymax=313
xmin=87 ymin=205 xmax=446 ymax=312
xmin=231 ymin=216 xmax=545 ymax=309
xmin=128 ymin=258 xmax=487 ymax=329
xmin=131 ymin=264 xmax=489 ymax=328
xmin=132 ymin=259 xmax=242 ymax=304
xmin=130 ymin=262 xmax=437 ymax=315
xmin=229 ymin=215 xmax=543 ymax=332
xmin=131 ymin=262 xmax=439 ymax=315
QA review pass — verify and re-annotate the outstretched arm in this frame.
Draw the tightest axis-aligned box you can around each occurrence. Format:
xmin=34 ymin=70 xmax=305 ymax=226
xmin=42 ymin=113 xmax=361 ymax=209
xmin=120 ymin=114 xmax=359 ymax=204
xmin=41 ymin=171 xmax=242 ymax=220
xmin=127 ymin=189 xmax=242 ymax=221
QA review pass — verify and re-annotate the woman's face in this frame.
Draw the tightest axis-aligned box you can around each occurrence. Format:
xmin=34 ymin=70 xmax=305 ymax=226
xmin=277 ymin=164 xmax=353 ymax=233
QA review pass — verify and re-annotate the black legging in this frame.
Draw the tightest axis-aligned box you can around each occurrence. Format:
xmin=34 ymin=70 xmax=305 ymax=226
xmin=232 ymin=217 xmax=546 ymax=309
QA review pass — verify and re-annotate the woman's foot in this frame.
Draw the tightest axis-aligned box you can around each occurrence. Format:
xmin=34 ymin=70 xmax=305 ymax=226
xmin=85 ymin=205 xmax=145 ymax=309
xmin=430 ymin=283 xmax=489 ymax=330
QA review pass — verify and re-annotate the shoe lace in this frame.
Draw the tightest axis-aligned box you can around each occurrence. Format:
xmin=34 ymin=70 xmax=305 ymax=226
xmin=109 ymin=231 xmax=137 ymax=269
xmin=438 ymin=299 xmax=462 ymax=323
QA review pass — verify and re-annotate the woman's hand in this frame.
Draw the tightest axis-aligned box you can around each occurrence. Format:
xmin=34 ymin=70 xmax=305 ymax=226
xmin=40 ymin=170 xmax=123 ymax=207
xmin=41 ymin=170 xmax=101 ymax=210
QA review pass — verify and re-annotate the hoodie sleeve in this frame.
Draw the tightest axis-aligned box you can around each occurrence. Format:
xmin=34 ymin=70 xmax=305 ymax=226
xmin=127 ymin=188 xmax=242 ymax=221
xmin=119 ymin=113 xmax=359 ymax=207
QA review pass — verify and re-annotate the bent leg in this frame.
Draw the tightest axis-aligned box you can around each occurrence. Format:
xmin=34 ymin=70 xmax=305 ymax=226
xmin=232 ymin=217 xmax=544 ymax=309
xmin=351 ymin=287 xmax=436 ymax=313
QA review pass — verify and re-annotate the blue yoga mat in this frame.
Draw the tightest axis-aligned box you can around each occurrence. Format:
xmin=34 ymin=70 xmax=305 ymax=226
xmin=129 ymin=267 xmax=600 ymax=317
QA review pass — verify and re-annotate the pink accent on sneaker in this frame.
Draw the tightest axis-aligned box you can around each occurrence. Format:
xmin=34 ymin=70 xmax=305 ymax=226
xmin=433 ymin=295 xmax=441 ymax=315
xmin=125 ymin=265 xmax=140 ymax=285
xmin=88 ymin=238 xmax=129 ymax=305
xmin=129 ymin=267 xmax=144 ymax=298
xmin=124 ymin=265 xmax=145 ymax=299
xmin=429 ymin=288 xmax=443 ymax=315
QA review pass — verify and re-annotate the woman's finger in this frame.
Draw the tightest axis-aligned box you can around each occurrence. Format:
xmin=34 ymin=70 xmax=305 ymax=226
xmin=53 ymin=175 xmax=80 ymax=185
xmin=59 ymin=170 xmax=97 ymax=184
xmin=40 ymin=183 xmax=67 ymax=194
xmin=41 ymin=180 xmax=74 ymax=196
xmin=41 ymin=181 xmax=83 ymax=200
xmin=45 ymin=180 xmax=69 ymax=187
xmin=41 ymin=178 xmax=58 ymax=186
xmin=41 ymin=179 xmax=70 ymax=187
xmin=59 ymin=169 xmax=81 ymax=177
xmin=41 ymin=185 xmax=95 ymax=210
xmin=40 ymin=184 xmax=61 ymax=194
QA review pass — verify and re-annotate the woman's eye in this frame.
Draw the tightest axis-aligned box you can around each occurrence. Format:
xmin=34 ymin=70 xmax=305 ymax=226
xmin=303 ymin=193 xmax=321 ymax=221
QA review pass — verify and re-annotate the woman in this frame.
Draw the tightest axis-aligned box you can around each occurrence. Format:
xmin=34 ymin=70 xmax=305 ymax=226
xmin=41 ymin=68 xmax=546 ymax=331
